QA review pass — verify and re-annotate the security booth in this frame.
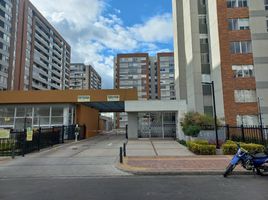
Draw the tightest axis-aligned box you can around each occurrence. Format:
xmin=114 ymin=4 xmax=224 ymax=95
xmin=125 ymin=100 xmax=187 ymax=139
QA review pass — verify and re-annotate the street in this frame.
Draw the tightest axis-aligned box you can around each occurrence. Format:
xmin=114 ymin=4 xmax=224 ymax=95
xmin=0 ymin=176 xmax=268 ymax=200
xmin=0 ymin=134 xmax=268 ymax=199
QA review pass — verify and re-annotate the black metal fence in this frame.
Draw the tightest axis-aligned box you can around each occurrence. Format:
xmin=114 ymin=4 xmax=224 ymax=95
xmin=225 ymin=125 xmax=268 ymax=146
xmin=0 ymin=124 xmax=86 ymax=157
xmin=200 ymin=124 xmax=268 ymax=146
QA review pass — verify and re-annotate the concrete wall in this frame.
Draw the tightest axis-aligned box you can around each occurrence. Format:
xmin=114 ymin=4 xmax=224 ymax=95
xmin=207 ymin=0 xmax=225 ymax=121
xmin=125 ymin=100 xmax=184 ymax=112
xmin=128 ymin=113 xmax=138 ymax=139
xmin=249 ymin=0 xmax=268 ymax=125
xmin=172 ymin=0 xmax=187 ymax=101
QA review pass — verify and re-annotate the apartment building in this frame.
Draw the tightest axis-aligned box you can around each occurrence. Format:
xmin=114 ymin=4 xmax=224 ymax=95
xmin=0 ymin=0 xmax=71 ymax=91
xmin=114 ymin=53 xmax=175 ymax=128
xmin=70 ymin=63 xmax=101 ymax=90
xmin=172 ymin=0 xmax=268 ymax=126
xmin=157 ymin=52 xmax=176 ymax=100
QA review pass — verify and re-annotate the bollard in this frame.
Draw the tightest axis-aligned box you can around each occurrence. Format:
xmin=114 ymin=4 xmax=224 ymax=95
xmin=11 ymin=139 xmax=15 ymax=159
xmin=119 ymin=147 xmax=123 ymax=163
xmin=123 ymin=143 xmax=126 ymax=157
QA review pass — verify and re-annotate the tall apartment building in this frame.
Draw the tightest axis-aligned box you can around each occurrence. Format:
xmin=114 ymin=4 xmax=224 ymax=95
xmin=157 ymin=52 xmax=176 ymax=100
xmin=173 ymin=0 xmax=268 ymax=126
xmin=70 ymin=63 xmax=101 ymax=90
xmin=114 ymin=53 xmax=175 ymax=128
xmin=0 ymin=0 xmax=71 ymax=91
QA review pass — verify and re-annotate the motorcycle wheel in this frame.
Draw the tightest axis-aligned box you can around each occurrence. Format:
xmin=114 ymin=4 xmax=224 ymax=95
xmin=256 ymin=166 xmax=268 ymax=176
xmin=223 ymin=164 xmax=236 ymax=177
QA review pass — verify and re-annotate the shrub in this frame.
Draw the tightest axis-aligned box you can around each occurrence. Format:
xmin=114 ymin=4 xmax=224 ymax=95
xmin=222 ymin=140 xmax=265 ymax=155
xmin=187 ymin=140 xmax=216 ymax=155
xmin=177 ymin=140 xmax=187 ymax=146
xmin=181 ymin=112 xmax=221 ymax=136
xmin=183 ymin=125 xmax=200 ymax=137
xmin=0 ymin=140 xmax=15 ymax=151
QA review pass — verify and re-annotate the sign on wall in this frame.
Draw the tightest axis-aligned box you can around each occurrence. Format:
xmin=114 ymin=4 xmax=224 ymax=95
xmin=0 ymin=129 xmax=10 ymax=139
xmin=26 ymin=128 xmax=33 ymax=142
xmin=77 ymin=95 xmax=91 ymax=102
xmin=107 ymin=95 xmax=120 ymax=102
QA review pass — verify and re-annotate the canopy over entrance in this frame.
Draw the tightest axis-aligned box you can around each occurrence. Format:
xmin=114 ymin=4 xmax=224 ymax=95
xmin=83 ymin=101 xmax=125 ymax=112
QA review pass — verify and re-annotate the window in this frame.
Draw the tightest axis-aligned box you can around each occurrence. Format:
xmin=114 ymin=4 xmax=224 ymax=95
xmin=265 ymin=0 xmax=268 ymax=10
xmin=201 ymin=53 xmax=210 ymax=64
xmin=266 ymin=17 xmax=268 ymax=32
xmin=234 ymin=90 xmax=256 ymax=103
xmin=202 ymin=85 xmax=212 ymax=96
xmin=232 ymin=65 xmax=254 ymax=77
xmin=228 ymin=18 xmax=249 ymax=30
xmin=236 ymin=115 xmax=258 ymax=126
xmin=227 ymin=0 xmax=248 ymax=8
xmin=230 ymin=41 xmax=252 ymax=54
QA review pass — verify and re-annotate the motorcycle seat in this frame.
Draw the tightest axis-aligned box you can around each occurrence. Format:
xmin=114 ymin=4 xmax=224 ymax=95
xmin=253 ymin=153 xmax=268 ymax=159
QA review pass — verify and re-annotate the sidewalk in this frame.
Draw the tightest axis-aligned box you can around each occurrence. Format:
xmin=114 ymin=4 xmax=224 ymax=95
xmin=117 ymin=156 xmax=248 ymax=175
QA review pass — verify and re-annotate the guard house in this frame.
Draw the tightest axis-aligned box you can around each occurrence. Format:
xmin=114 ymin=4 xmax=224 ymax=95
xmin=125 ymin=100 xmax=187 ymax=139
xmin=0 ymin=89 xmax=187 ymax=139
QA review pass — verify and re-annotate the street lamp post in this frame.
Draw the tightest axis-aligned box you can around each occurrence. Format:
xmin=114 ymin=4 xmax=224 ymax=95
xmin=202 ymin=81 xmax=219 ymax=149
xmin=257 ymin=97 xmax=263 ymax=128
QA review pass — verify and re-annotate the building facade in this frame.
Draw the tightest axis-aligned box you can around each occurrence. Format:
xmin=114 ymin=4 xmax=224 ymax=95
xmin=114 ymin=53 xmax=175 ymax=128
xmin=173 ymin=0 xmax=268 ymax=126
xmin=0 ymin=0 xmax=71 ymax=91
xmin=70 ymin=63 xmax=101 ymax=90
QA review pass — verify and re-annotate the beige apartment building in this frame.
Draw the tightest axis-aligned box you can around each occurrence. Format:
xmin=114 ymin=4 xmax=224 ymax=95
xmin=70 ymin=63 xmax=101 ymax=90
xmin=114 ymin=53 xmax=176 ymax=129
xmin=173 ymin=0 xmax=268 ymax=126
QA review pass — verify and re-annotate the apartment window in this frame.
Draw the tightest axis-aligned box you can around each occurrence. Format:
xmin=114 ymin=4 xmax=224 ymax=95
xmin=230 ymin=41 xmax=252 ymax=54
xmin=202 ymin=85 xmax=212 ymax=96
xmin=236 ymin=115 xmax=258 ymax=126
xmin=201 ymin=53 xmax=210 ymax=64
xmin=227 ymin=0 xmax=248 ymax=8
xmin=232 ymin=65 xmax=254 ymax=77
xmin=228 ymin=18 xmax=249 ymax=30
xmin=265 ymin=0 xmax=268 ymax=10
xmin=266 ymin=17 xmax=268 ymax=32
xmin=234 ymin=90 xmax=256 ymax=103
xmin=199 ymin=15 xmax=207 ymax=25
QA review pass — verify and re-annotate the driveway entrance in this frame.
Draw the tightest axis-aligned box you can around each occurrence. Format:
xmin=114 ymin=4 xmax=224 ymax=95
xmin=0 ymin=133 xmax=129 ymax=178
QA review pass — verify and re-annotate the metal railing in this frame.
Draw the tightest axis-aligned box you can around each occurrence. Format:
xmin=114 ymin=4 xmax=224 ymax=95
xmin=0 ymin=124 xmax=86 ymax=158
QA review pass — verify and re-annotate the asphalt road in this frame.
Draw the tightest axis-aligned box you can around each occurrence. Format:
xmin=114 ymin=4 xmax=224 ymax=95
xmin=0 ymin=176 xmax=267 ymax=200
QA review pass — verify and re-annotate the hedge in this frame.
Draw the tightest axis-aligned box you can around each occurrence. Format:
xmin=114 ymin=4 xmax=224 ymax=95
xmin=222 ymin=140 xmax=265 ymax=155
xmin=187 ymin=140 xmax=216 ymax=155
xmin=0 ymin=140 xmax=15 ymax=151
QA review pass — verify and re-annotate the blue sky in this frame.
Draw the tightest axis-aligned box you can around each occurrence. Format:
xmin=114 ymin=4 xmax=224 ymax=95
xmin=30 ymin=0 xmax=174 ymax=89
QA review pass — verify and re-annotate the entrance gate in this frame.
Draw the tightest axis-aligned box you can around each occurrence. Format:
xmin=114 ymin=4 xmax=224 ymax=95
xmin=138 ymin=112 xmax=176 ymax=139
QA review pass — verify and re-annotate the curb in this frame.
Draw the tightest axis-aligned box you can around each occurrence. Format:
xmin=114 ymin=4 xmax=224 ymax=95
xmin=116 ymin=163 xmax=250 ymax=176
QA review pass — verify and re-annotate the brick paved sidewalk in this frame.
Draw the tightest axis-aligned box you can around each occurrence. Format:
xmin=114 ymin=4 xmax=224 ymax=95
xmin=117 ymin=156 xmax=247 ymax=175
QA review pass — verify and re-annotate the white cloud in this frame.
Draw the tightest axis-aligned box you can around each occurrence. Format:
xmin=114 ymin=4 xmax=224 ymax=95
xmin=30 ymin=0 xmax=173 ymax=89
xmin=130 ymin=14 xmax=173 ymax=43
xmin=30 ymin=0 xmax=103 ymax=30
